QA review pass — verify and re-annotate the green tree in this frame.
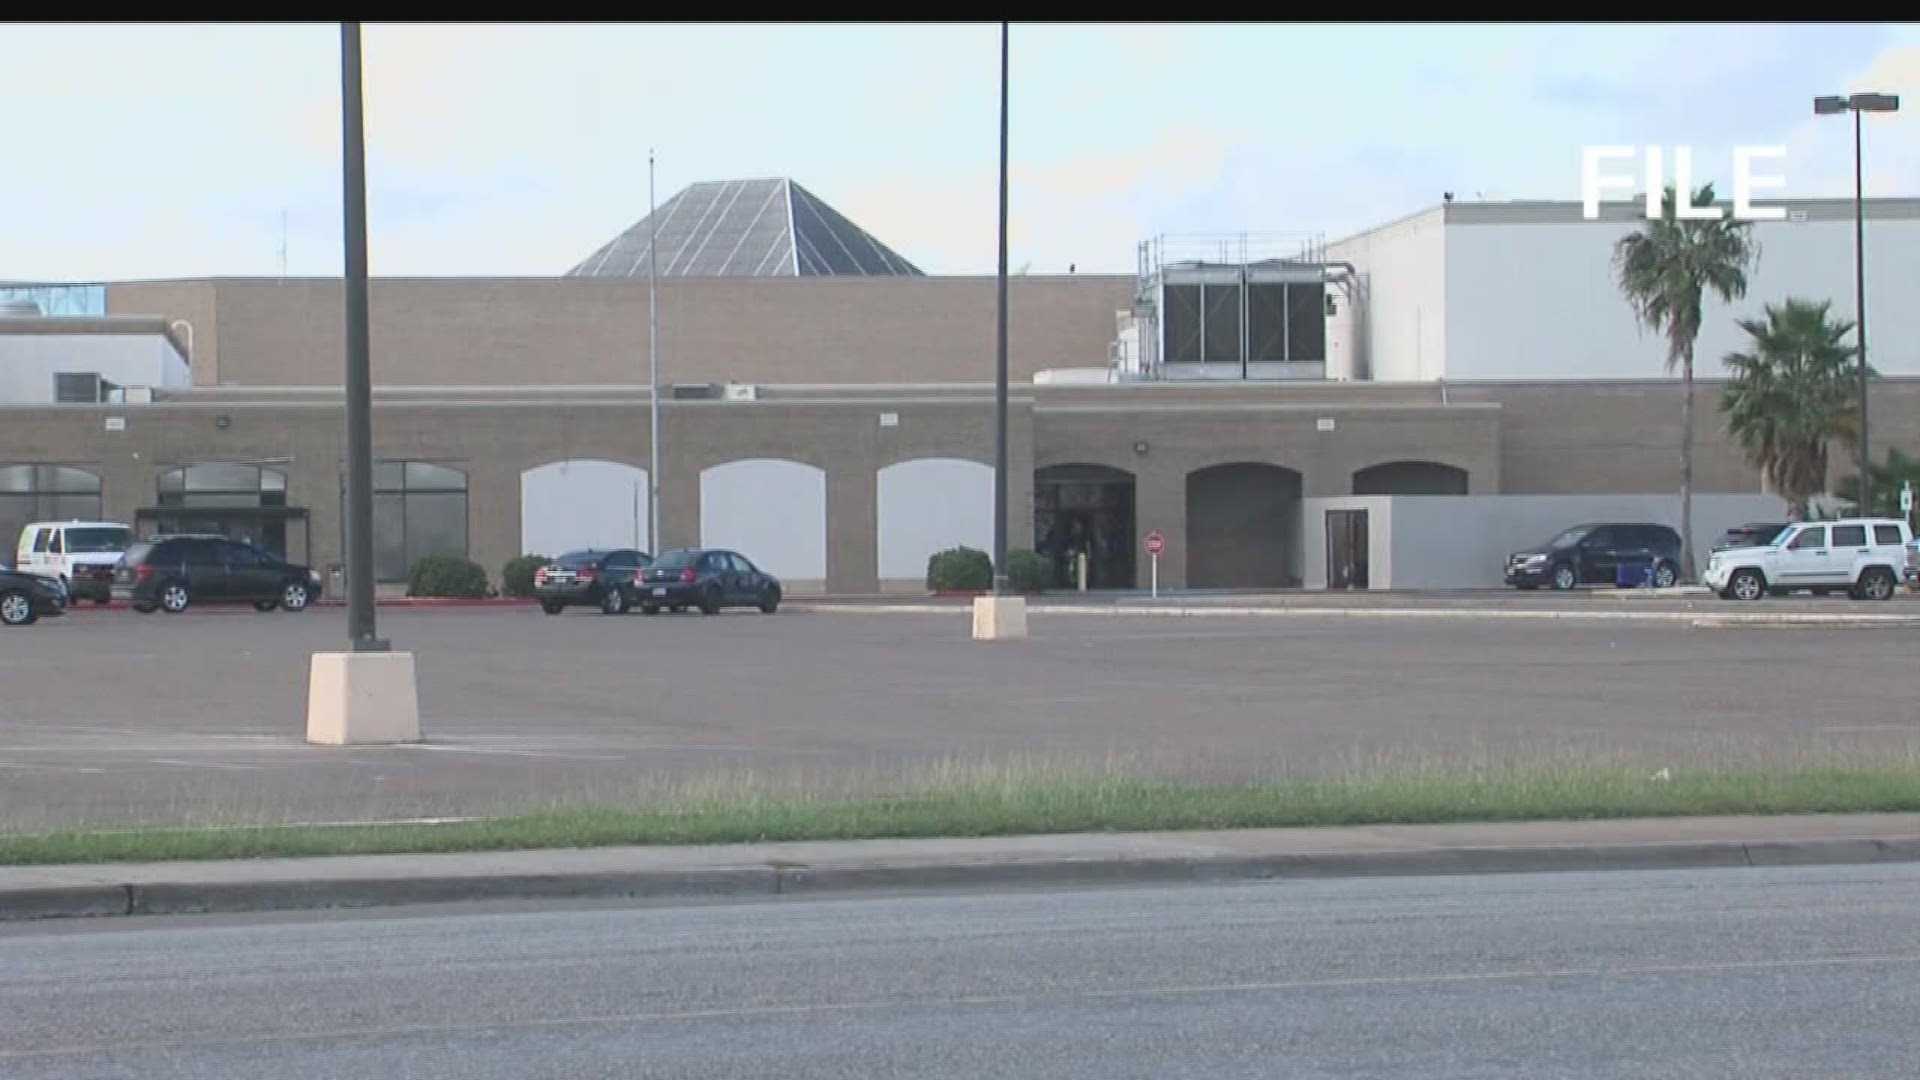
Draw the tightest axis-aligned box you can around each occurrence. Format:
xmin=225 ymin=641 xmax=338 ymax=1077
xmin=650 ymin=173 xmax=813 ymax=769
xmin=1834 ymin=448 xmax=1920 ymax=519
xmin=1613 ymin=182 xmax=1758 ymax=579
xmin=1720 ymin=298 xmax=1863 ymax=520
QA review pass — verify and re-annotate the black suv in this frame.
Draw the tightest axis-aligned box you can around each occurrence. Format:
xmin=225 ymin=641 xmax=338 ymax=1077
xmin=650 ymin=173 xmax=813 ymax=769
xmin=115 ymin=535 xmax=323 ymax=614
xmin=1505 ymin=522 xmax=1683 ymax=590
xmin=535 ymin=549 xmax=652 ymax=615
xmin=0 ymin=566 xmax=67 ymax=626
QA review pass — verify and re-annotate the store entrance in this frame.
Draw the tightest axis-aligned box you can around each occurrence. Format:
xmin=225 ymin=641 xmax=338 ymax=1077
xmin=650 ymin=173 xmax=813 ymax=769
xmin=1034 ymin=464 xmax=1136 ymax=590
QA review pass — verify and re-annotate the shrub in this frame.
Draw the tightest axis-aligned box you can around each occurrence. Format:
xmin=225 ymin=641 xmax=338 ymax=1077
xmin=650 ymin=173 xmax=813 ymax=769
xmin=1005 ymin=548 xmax=1051 ymax=593
xmin=501 ymin=554 xmax=548 ymax=598
xmin=926 ymin=546 xmax=993 ymax=592
xmin=407 ymin=553 xmax=490 ymax=598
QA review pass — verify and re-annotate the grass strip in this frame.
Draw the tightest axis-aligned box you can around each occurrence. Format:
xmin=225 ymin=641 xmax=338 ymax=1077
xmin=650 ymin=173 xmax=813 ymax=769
xmin=6 ymin=762 xmax=1920 ymax=865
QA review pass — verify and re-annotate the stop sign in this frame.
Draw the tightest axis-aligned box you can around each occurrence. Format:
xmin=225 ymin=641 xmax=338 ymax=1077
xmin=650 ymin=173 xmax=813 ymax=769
xmin=1144 ymin=530 xmax=1165 ymax=556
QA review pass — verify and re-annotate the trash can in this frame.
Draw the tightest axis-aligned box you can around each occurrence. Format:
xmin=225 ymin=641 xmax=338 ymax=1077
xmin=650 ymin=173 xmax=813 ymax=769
xmin=1615 ymin=558 xmax=1654 ymax=588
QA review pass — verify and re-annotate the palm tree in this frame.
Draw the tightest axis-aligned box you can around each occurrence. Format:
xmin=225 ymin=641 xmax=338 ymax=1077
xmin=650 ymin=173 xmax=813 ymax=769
xmin=1720 ymin=298 xmax=1863 ymax=520
xmin=1834 ymin=448 xmax=1920 ymax=518
xmin=1612 ymin=182 xmax=1758 ymax=580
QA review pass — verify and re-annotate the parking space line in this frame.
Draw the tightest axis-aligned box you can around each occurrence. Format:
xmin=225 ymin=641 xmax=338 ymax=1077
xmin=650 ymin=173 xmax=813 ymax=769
xmin=0 ymin=761 xmax=106 ymax=773
xmin=147 ymin=759 xmax=265 ymax=770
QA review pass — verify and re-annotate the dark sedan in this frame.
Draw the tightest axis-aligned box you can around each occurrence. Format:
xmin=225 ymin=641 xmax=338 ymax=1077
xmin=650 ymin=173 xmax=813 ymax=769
xmin=535 ymin=549 xmax=651 ymax=615
xmin=629 ymin=548 xmax=781 ymax=615
xmin=0 ymin=566 xmax=68 ymax=626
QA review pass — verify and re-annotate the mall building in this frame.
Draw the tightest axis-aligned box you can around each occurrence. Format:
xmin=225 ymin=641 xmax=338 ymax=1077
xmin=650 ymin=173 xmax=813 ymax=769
xmin=2 ymin=180 xmax=1916 ymax=593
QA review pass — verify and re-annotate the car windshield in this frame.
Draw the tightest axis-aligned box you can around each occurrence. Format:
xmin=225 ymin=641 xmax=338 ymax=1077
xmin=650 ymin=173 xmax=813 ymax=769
xmin=651 ymin=550 xmax=702 ymax=569
xmin=552 ymin=551 xmax=604 ymax=568
xmin=121 ymin=541 xmax=155 ymax=564
xmin=64 ymin=527 xmax=132 ymax=553
xmin=1546 ymin=526 xmax=1592 ymax=548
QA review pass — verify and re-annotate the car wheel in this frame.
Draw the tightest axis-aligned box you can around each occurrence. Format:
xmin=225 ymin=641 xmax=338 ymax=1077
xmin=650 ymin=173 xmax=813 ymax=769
xmin=1857 ymin=567 xmax=1897 ymax=602
xmin=1728 ymin=568 xmax=1765 ymax=602
xmin=160 ymin=582 xmax=192 ymax=614
xmin=0 ymin=590 xmax=35 ymax=626
xmin=541 ymin=601 xmax=565 ymax=615
xmin=282 ymin=581 xmax=312 ymax=612
xmin=759 ymin=587 xmax=780 ymax=614
xmin=599 ymin=587 xmax=629 ymax=615
xmin=1551 ymin=563 xmax=1577 ymax=590
xmin=640 ymin=604 xmax=659 ymax=615
xmin=1651 ymin=561 xmax=1678 ymax=589
xmin=699 ymin=586 xmax=722 ymax=615
xmin=253 ymin=599 xmax=279 ymax=612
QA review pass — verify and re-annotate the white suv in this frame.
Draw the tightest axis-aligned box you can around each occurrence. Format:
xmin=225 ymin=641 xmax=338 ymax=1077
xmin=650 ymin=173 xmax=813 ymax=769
xmin=1704 ymin=517 xmax=1912 ymax=601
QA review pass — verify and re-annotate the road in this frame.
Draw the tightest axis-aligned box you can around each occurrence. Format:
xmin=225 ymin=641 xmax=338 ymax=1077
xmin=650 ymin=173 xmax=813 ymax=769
xmin=3 ymin=607 xmax=1918 ymax=826
xmin=3 ymin=863 xmax=1917 ymax=1077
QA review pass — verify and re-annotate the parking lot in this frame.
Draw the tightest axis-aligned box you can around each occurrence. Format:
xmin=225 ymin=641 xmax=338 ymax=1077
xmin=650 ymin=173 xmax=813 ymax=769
xmin=2 ymin=604 xmax=1916 ymax=828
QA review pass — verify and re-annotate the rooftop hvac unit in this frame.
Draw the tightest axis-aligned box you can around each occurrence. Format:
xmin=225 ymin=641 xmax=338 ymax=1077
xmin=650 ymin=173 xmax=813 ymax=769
xmin=123 ymin=385 xmax=155 ymax=404
xmin=723 ymin=383 xmax=759 ymax=401
xmin=669 ymin=383 xmax=721 ymax=400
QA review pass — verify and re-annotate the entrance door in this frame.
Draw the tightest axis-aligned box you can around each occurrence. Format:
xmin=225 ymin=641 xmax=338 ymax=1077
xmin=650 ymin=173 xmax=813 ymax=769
xmin=1326 ymin=509 xmax=1369 ymax=589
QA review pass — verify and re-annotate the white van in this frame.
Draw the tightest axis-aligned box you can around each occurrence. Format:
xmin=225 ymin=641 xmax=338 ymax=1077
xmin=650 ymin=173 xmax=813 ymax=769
xmin=14 ymin=521 xmax=135 ymax=605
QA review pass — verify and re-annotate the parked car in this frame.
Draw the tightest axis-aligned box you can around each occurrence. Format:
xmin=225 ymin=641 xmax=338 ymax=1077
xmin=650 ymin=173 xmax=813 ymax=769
xmin=1711 ymin=521 xmax=1787 ymax=552
xmin=14 ymin=520 xmax=133 ymax=605
xmin=1704 ymin=517 xmax=1912 ymax=601
xmin=1504 ymin=522 xmax=1682 ymax=590
xmin=114 ymin=534 xmax=323 ymax=614
xmin=0 ymin=565 xmax=67 ymax=626
xmin=630 ymin=548 xmax=781 ymax=615
xmin=534 ymin=548 xmax=652 ymax=615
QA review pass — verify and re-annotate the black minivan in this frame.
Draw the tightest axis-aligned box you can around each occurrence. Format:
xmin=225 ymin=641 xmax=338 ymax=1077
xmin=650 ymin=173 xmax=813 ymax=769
xmin=1504 ymin=522 xmax=1683 ymax=590
xmin=115 ymin=535 xmax=324 ymax=614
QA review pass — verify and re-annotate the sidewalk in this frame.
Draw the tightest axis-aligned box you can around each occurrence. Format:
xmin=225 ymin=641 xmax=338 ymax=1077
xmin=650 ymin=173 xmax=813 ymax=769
xmin=6 ymin=813 xmax=1918 ymax=921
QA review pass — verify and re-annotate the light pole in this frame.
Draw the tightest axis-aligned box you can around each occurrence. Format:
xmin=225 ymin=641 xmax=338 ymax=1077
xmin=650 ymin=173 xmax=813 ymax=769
xmin=992 ymin=20 xmax=1010 ymax=596
xmin=340 ymin=22 xmax=383 ymax=653
xmin=1814 ymin=90 xmax=1900 ymax=512
xmin=647 ymin=148 xmax=662 ymax=556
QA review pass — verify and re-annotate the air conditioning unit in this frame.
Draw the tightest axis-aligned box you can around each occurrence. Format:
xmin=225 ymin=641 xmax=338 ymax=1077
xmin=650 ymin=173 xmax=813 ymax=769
xmin=723 ymin=383 xmax=759 ymax=401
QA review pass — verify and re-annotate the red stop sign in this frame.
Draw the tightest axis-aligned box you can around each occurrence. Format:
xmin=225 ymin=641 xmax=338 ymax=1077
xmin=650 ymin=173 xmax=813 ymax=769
xmin=1144 ymin=530 xmax=1165 ymax=556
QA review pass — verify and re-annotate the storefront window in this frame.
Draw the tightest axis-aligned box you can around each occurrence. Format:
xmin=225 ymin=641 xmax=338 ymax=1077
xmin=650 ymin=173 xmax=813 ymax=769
xmin=0 ymin=465 xmax=103 ymax=555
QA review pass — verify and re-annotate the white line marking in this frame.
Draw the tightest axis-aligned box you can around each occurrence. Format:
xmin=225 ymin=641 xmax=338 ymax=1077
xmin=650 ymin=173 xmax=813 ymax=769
xmin=146 ymin=759 xmax=264 ymax=771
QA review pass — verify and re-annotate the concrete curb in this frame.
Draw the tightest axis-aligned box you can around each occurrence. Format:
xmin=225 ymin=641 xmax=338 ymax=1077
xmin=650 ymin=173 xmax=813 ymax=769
xmin=788 ymin=602 xmax=1920 ymax=627
xmin=7 ymin=834 xmax=1919 ymax=921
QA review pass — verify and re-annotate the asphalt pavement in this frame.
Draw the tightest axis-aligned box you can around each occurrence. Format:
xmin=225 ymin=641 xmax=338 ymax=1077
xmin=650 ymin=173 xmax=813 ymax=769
xmin=3 ymin=606 xmax=1918 ymax=827
xmin=4 ymin=862 xmax=1917 ymax=1077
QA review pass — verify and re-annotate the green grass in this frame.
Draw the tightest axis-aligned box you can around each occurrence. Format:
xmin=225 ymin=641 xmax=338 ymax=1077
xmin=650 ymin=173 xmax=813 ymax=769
xmin=6 ymin=758 xmax=1920 ymax=865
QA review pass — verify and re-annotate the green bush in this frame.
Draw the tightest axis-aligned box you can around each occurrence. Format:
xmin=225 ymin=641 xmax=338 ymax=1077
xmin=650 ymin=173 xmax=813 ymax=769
xmin=1005 ymin=548 xmax=1051 ymax=593
xmin=500 ymin=554 xmax=548 ymax=598
xmin=926 ymin=546 xmax=993 ymax=592
xmin=407 ymin=553 xmax=491 ymax=598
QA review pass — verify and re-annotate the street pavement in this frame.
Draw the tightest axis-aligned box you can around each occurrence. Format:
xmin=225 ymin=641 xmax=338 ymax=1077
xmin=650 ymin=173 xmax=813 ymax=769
xmin=3 ymin=862 xmax=1917 ymax=1077
xmin=2 ymin=606 xmax=1916 ymax=827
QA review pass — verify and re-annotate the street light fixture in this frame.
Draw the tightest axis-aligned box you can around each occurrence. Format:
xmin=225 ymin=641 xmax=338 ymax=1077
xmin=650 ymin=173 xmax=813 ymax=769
xmin=1813 ymin=90 xmax=1900 ymax=512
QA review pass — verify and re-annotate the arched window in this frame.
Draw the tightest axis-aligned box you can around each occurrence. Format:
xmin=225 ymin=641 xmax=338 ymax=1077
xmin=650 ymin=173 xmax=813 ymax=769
xmin=157 ymin=464 xmax=287 ymax=508
xmin=0 ymin=465 xmax=103 ymax=553
xmin=361 ymin=462 xmax=469 ymax=581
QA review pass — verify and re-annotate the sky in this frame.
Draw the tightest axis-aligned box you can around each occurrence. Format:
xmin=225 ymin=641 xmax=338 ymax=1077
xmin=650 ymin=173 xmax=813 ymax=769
xmin=4 ymin=21 xmax=1918 ymax=281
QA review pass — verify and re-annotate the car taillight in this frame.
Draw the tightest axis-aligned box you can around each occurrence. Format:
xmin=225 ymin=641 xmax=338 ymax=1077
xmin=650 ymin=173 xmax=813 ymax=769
xmin=577 ymin=566 xmax=597 ymax=581
xmin=680 ymin=566 xmax=695 ymax=583
xmin=533 ymin=567 xmax=548 ymax=585
xmin=633 ymin=570 xmax=646 ymax=585
xmin=135 ymin=564 xmax=152 ymax=580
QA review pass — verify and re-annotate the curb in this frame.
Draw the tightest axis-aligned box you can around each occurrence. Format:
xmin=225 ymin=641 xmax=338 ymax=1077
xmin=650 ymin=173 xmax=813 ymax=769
xmin=7 ymin=834 xmax=1919 ymax=922
xmin=788 ymin=602 xmax=1920 ymax=626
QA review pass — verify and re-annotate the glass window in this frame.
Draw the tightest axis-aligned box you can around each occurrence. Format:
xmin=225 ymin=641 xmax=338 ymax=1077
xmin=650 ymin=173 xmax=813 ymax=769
xmin=48 ymin=531 xmax=63 ymax=554
xmin=1787 ymin=527 xmax=1826 ymax=551
xmin=64 ymin=527 xmax=131 ymax=553
xmin=1832 ymin=524 xmax=1868 ymax=547
xmin=157 ymin=465 xmax=286 ymax=508
xmin=181 ymin=541 xmax=222 ymax=566
xmin=601 ymin=551 xmax=634 ymax=570
xmin=1874 ymin=524 xmax=1904 ymax=546
xmin=1547 ymin=525 xmax=1593 ymax=549
xmin=729 ymin=553 xmax=754 ymax=573
xmin=0 ymin=466 xmax=104 ymax=556
xmin=359 ymin=463 xmax=470 ymax=582
xmin=219 ymin=542 xmax=264 ymax=567
xmin=652 ymin=550 xmax=699 ymax=569
xmin=32 ymin=529 xmax=50 ymax=553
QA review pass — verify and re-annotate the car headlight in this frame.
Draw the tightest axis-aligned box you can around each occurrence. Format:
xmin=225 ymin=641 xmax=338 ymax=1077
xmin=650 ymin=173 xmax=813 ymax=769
xmin=1524 ymin=554 xmax=1548 ymax=566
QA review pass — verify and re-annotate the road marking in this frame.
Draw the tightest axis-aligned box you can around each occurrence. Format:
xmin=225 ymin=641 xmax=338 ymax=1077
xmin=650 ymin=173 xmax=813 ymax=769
xmin=390 ymin=744 xmax=625 ymax=760
xmin=0 ymin=761 xmax=105 ymax=773
xmin=146 ymin=759 xmax=264 ymax=771
xmin=5 ymin=952 xmax=1917 ymax=1061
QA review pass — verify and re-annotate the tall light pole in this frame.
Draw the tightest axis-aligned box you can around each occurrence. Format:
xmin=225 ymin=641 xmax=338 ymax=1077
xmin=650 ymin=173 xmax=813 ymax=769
xmin=1814 ymin=91 xmax=1900 ymax=512
xmin=340 ymin=22 xmax=383 ymax=652
xmin=647 ymin=148 xmax=662 ymax=555
xmin=992 ymin=20 xmax=1010 ymax=596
